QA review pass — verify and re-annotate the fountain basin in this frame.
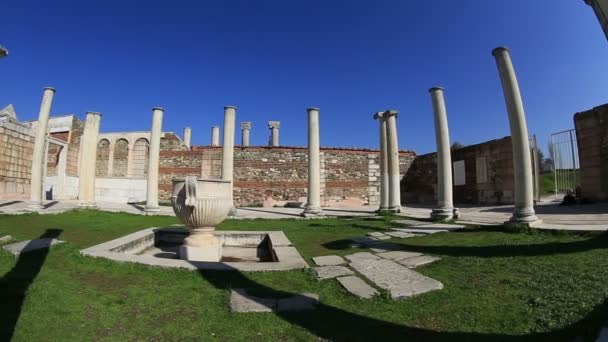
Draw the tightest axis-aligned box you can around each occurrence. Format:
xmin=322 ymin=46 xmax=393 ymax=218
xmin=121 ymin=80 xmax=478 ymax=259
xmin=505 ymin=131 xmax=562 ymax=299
xmin=81 ymin=228 xmax=308 ymax=272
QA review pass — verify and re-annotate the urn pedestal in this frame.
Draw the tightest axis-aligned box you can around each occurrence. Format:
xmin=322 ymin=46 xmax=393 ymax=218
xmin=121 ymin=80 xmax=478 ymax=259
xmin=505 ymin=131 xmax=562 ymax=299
xmin=171 ymin=176 xmax=232 ymax=262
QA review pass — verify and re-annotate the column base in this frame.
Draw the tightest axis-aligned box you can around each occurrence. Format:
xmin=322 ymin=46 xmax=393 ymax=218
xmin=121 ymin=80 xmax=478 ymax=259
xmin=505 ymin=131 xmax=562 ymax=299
xmin=77 ymin=202 xmax=98 ymax=209
xmin=430 ymin=208 xmax=454 ymax=221
xmin=301 ymin=207 xmax=324 ymax=218
xmin=144 ymin=206 xmax=161 ymax=213
xmin=504 ymin=207 xmax=542 ymax=228
xmin=376 ymin=207 xmax=392 ymax=215
xmin=387 ymin=206 xmax=401 ymax=214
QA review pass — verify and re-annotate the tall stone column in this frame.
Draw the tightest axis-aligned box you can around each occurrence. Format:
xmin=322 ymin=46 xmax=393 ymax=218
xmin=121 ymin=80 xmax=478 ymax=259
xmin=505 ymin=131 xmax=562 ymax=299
xmin=78 ymin=112 xmax=102 ymax=208
xmin=302 ymin=108 xmax=323 ymax=217
xmin=268 ymin=121 xmax=280 ymax=146
xmin=241 ymin=122 xmax=252 ymax=146
xmin=183 ymin=127 xmax=191 ymax=149
xmin=384 ymin=110 xmax=401 ymax=213
xmin=222 ymin=106 xmax=236 ymax=213
xmin=145 ymin=107 xmax=164 ymax=212
xmin=429 ymin=87 xmax=456 ymax=220
xmin=28 ymin=87 xmax=55 ymax=210
xmin=373 ymin=111 xmax=390 ymax=212
xmin=492 ymin=47 xmax=541 ymax=227
xmin=211 ymin=126 xmax=220 ymax=146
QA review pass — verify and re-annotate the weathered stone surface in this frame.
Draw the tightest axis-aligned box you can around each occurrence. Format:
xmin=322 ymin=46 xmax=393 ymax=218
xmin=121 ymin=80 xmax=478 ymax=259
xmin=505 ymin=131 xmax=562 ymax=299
xmin=312 ymin=255 xmax=346 ymax=266
xmin=276 ymin=293 xmax=318 ymax=311
xmin=337 ymin=276 xmax=378 ymax=299
xmin=350 ymin=258 xmax=443 ymax=299
xmin=385 ymin=231 xmax=417 ymax=239
xmin=313 ymin=266 xmax=354 ymax=280
xmin=366 ymin=232 xmax=390 ymax=240
xmin=369 ymin=243 xmax=404 ymax=253
xmin=376 ymin=251 xmax=422 ymax=261
xmin=397 ymin=255 xmax=441 ymax=268
xmin=0 ymin=235 xmax=12 ymax=242
xmin=230 ymin=289 xmax=275 ymax=312
xmin=2 ymin=238 xmax=65 ymax=255
xmin=344 ymin=252 xmax=379 ymax=263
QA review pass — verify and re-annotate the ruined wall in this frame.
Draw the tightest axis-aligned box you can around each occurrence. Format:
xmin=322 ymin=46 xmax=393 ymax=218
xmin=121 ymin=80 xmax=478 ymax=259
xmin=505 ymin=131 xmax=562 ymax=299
xmin=0 ymin=121 xmax=34 ymax=199
xmin=159 ymin=146 xmax=416 ymax=207
xmin=402 ymin=137 xmax=515 ymax=205
xmin=574 ymin=103 xmax=608 ymax=201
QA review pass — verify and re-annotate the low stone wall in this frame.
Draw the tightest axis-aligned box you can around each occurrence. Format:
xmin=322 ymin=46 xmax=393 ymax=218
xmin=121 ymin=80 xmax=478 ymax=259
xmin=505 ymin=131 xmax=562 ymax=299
xmin=574 ymin=103 xmax=608 ymax=201
xmin=402 ymin=136 xmax=515 ymax=205
xmin=0 ymin=121 xmax=34 ymax=199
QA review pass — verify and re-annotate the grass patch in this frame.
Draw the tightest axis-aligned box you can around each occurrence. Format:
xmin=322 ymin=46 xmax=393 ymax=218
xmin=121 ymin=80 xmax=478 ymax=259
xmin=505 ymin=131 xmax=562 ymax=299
xmin=0 ymin=211 xmax=607 ymax=340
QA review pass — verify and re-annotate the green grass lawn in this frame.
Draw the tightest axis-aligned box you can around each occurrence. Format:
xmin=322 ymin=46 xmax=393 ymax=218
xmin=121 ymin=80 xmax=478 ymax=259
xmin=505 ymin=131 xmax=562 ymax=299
xmin=1 ymin=211 xmax=608 ymax=341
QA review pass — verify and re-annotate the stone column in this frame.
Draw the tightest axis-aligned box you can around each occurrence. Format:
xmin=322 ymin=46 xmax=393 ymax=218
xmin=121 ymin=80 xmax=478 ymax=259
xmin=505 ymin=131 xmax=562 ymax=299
xmin=211 ymin=126 xmax=220 ymax=146
xmin=240 ymin=122 xmax=252 ymax=146
xmin=222 ymin=106 xmax=236 ymax=213
xmin=492 ymin=47 xmax=541 ymax=227
xmin=384 ymin=110 xmax=401 ymax=213
xmin=268 ymin=121 xmax=280 ymax=146
xmin=78 ymin=112 xmax=102 ymax=208
xmin=373 ymin=111 xmax=390 ymax=212
xmin=183 ymin=127 xmax=191 ymax=149
xmin=302 ymin=108 xmax=323 ymax=217
xmin=145 ymin=107 xmax=164 ymax=212
xmin=429 ymin=87 xmax=457 ymax=220
xmin=28 ymin=87 xmax=55 ymax=210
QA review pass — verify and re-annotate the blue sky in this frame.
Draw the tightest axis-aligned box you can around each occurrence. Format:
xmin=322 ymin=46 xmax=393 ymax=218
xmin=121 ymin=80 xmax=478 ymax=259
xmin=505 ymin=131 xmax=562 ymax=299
xmin=1 ymin=0 xmax=607 ymax=154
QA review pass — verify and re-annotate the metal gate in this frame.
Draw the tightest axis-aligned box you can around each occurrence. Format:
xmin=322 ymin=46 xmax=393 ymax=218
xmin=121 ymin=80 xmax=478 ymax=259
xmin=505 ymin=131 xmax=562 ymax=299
xmin=550 ymin=129 xmax=580 ymax=198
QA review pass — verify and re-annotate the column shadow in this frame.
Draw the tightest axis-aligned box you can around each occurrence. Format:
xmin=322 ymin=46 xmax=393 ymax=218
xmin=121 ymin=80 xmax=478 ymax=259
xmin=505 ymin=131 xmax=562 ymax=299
xmin=0 ymin=229 xmax=63 ymax=341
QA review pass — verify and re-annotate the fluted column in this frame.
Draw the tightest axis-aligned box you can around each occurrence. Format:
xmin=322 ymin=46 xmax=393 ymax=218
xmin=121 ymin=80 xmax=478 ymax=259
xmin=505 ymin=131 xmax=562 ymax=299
xmin=374 ymin=112 xmax=390 ymax=212
xmin=211 ymin=126 xmax=220 ymax=146
xmin=429 ymin=87 xmax=457 ymax=220
xmin=145 ymin=107 xmax=164 ymax=212
xmin=28 ymin=87 xmax=55 ymax=210
xmin=268 ymin=121 xmax=280 ymax=146
xmin=302 ymin=108 xmax=323 ymax=217
xmin=78 ymin=112 xmax=102 ymax=208
xmin=222 ymin=106 xmax=236 ymax=213
xmin=492 ymin=47 xmax=541 ymax=227
xmin=183 ymin=127 xmax=191 ymax=149
xmin=241 ymin=122 xmax=252 ymax=146
xmin=385 ymin=110 xmax=401 ymax=213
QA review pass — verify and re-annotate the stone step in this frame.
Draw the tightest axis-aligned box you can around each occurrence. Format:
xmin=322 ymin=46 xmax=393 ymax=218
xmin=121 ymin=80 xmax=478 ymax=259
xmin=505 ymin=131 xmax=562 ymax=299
xmin=337 ymin=276 xmax=379 ymax=299
xmin=349 ymin=258 xmax=443 ymax=300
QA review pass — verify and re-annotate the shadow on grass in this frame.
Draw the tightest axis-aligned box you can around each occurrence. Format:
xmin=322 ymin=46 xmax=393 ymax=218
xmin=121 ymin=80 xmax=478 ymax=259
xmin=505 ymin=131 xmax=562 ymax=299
xmin=0 ymin=229 xmax=63 ymax=341
xmin=191 ymin=263 xmax=607 ymax=341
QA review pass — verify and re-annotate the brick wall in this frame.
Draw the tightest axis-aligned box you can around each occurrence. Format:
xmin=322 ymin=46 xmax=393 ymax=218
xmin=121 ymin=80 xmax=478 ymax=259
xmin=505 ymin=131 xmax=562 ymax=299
xmin=0 ymin=121 xmax=34 ymax=199
xmin=402 ymin=136 xmax=515 ymax=205
xmin=574 ymin=103 xmax=608 ymax=201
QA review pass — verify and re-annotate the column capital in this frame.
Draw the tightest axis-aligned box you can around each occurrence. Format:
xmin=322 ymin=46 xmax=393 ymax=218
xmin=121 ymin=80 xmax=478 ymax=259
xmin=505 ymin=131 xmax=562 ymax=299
xmin=383 ymin=110 xmax=399 ymax=118
xmin=492 ymin=46 xmax=510 ymax=57
xmin=241 ymin=122 xmax=252 ymax=130
xmin=307 ymin=107 xmax=320 ymax=112
xmin=86 ymin=111 xmax=102 ymax=117
xmin=43 ymin=86 xmax=56 ymax=92
xmin=429 ymin=86 xmax=444 ymax=93
xmin=373 ymin=111 xmax=384 ymax=120
xmin=268 ymin=121 xmax=280 ymax=129
xmin=224 ymin=105 xmax=237 ymax=110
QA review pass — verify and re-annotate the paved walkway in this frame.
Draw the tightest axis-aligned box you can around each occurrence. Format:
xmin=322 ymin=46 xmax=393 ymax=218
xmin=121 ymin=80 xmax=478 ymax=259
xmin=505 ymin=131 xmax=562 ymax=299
xmin=1 ymin=199 xmax=607 ymax=231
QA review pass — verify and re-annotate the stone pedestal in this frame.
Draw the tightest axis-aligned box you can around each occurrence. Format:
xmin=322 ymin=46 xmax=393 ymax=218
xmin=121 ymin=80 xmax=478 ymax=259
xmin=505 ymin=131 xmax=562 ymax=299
xmin=183 ymin=127 xmax=191 ymax=149
xmin=374 ymin=112 xmax=390 ymax=213
xmin=145 ymin=107 xmax=164 ymax=212
xmin=241 ymin=122 xmax=251 ymax=146
xmin=179 ymin=228 xmax=223 ymax=262
xmin=28 ymin=87 xmax=55 ymax=211
xmin=385 ymin=110 xmax=401 ymax=213
xmin=78 ymin=112 xmax=102 ymax=208
xmin=302 ymin=108 xmax=324 ymax=217
xmin=429 ymin=87 xmax=455 ymax=221
xmin=211 ymin=126 xmax=220 ymax=146
xmin=492 ymin=47 xmax=541 ymax=227
xmin=268 ymin=121 xmax=280 ymax=146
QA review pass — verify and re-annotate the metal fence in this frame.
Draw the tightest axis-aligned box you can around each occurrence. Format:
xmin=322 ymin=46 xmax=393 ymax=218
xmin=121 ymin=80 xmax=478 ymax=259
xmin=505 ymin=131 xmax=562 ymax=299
xmin=549 ymin=129 xmax=580 ymax=198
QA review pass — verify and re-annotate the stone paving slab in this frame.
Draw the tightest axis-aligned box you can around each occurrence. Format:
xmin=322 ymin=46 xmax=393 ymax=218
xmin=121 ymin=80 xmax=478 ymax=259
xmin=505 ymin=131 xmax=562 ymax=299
xmin=351 ymin=237 xmax=384 ymax=245
xmin=385 ymin=231 xmax=417 ymax=239
xmin=397 ymin=255 xmax=441 ymax=268
xmin=369 ymin=243 xmax=405 ymax=253
xmin=376 ymin=251 xmax=423 ymax=261
xmin=349 ymin=258 xmax=443 ymax=300
xmin=409 ymin=223 xmax=465 ymax=230
xmin=0 ymin=235 xmax=12 ymax=242
xmin=313 ymin=266 xmax=354 ymax=280
xmin=393 ymin=219 xmax=429 ymax=226
xmin=337 ymin=276 xmax=379 ymax=299
xmin=2 ymin=239 xmax=65 ymax=255
xmin=344 ymin=252 xmax=380 ymax=263
xmin=312 ymin=255 xmax=346 ymax=266
xmin=366 ymin=232 xmax=390 ymax=240
xmin=391 ymin=228 xmax=450 ymax=235
xmin=230 ymin=289 xmax=318 ymax=313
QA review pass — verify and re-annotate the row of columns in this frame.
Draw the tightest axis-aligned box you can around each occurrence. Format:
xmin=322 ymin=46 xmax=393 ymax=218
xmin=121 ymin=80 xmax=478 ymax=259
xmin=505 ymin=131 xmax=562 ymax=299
xmin=206 ymin=121 xmax=283 ymax=147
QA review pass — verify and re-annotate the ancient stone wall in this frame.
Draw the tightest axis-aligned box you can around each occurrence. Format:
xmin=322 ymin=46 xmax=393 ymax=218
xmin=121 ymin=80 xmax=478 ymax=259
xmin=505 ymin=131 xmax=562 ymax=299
xmin=402 ymin=136 xmax=515 ymax=205
xmin=0 ymin=120 xmax=34 ymax=199
xmin=574 ymin=103 xmax=608 ymax=201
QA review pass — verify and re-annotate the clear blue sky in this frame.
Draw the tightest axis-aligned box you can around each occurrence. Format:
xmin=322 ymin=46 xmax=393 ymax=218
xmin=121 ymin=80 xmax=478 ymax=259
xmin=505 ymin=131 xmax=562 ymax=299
xmin=1 ymin=0 xmax=607 ymax=154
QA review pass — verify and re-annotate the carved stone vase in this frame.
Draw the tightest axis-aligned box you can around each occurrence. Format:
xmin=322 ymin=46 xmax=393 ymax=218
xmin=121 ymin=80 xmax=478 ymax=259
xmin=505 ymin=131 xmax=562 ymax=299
xmin=171 ymin=176 xmax=232 ymax=262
